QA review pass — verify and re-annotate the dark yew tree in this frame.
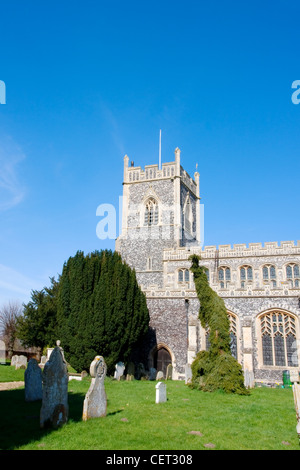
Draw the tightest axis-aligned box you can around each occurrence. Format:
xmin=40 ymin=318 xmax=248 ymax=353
xmin=189 ymin=254 xmax=249 ymax=395
xmin=17 ymin=277 xmax=59 ymax=359
xmin=57 ymin=250 xmax=150 ymax=374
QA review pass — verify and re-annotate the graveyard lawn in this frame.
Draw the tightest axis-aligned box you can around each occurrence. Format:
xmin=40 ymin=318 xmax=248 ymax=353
xmin=0 ymin=366 xmax=298 ymax=450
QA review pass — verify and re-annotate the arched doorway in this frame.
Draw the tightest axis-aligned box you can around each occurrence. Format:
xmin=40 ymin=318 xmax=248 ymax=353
xmin=154 ymin=347 xmax=172 ymax=378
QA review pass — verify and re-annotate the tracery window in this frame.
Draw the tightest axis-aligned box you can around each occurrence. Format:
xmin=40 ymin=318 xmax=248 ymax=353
xmin=260 ymin=311 xmax=298 ymax=367
xmin=286 ymin=263 xmax=300 ymax=288
xmin=144 ymin=198 xmax=159 ymax=226
xmin=178 ymin=269 xmax=190 ymax=283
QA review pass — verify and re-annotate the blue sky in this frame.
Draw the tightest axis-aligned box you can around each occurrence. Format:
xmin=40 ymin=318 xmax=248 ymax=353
xmin=0 ymin=0 xmax=299 ymax=306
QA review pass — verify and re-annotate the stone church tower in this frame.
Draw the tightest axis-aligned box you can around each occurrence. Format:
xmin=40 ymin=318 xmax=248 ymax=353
xmin=116 ymin=148 xmax=300 ymax=384
xmin=116 ymin=148 xmax=201 ymax=378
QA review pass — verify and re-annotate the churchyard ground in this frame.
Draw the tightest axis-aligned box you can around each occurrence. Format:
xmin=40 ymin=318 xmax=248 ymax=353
xmin=0 ymin=363 xmax=299 ymax=450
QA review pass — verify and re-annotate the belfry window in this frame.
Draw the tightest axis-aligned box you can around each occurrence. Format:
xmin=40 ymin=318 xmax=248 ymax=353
xmin=144 ymin=198 xmax=159 ymax=226
xmin=286 ymin=264 xmax=300 ymax=288
xmin=260 ymin=311 xmax=298 ymax=367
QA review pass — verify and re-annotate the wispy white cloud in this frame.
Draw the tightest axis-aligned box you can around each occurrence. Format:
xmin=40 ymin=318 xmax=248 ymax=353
xmin=0 ymin=135 xmax=26 ymax=211
xmin=0 ymin=264 xmax=43 ymax=305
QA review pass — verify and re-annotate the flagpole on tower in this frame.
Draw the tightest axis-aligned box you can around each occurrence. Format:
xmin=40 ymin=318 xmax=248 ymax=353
xmin=159 ymin=129 xmax=162 ymax=170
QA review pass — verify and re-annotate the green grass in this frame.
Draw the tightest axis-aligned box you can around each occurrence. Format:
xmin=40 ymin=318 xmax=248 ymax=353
xmin=0 ymin=364 xmax=299 ymax=450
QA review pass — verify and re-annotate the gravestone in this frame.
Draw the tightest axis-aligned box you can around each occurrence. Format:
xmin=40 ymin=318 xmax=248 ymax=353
xmin=155 ymin=382 xmax=167 ymax=403
xmin=185 ymin=364 xmax=192 ymax=384
xmin=156 ymin=370 xmax=164 ymax=381
xmin=25 ymin=359 xmax=43 ymax=402
xmin=114 ymin=362 xmax=125 ymax=380
xmin=40 ymin=346 xmax=69 ymax=429
xmin=90 ymin=356 xmax=102 ymax=377
xmin=15 ymin=355 xmax=27 ymax=370
xmin=0 ymin=340 xmax=6 ymax=364
xmin=149 ymin=367 xmax=156 ymax=381
xmin=166 ymin=364 xmax=173 ymax=380
xmin=82 ymin=356 xmax=107 ymax=421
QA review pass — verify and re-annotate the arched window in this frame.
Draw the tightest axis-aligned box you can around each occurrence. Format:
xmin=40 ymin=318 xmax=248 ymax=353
xmin=144 ymin=198 xmax=159 ymax=226
xmin=260 ymin=311 xmax=298 ymax=367
xmin=240 ymin=265 xmax=253 ymax=288
xmin=286 ymin=263 xmax=300 ymax=288
xmin=218 ymin=267 xmax=231 ymax=288
xmin=262 ymin=265 xmax=277 ymax=288
xmin=178 ymin=269 xmax=189 ymax=283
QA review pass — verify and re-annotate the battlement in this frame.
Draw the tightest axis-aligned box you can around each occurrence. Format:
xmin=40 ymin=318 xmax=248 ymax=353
xmin=123 ymin=148 xmax=199 ymax=196
xmin=163 ymin=240 xmax=300 ymax=261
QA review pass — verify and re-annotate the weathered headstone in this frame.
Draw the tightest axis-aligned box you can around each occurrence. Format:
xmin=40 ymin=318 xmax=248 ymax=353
xmin=25 ymin=359 xmax=43 ymax=402
xmin=40 ymin=346 xmax=69 ymax=429
xmin=156 ymin=370 xmax=164 ymax=381
xmin=166 ymin=364 xmax=173 ymax=380
xmin=82 ymin=356 xmax=107 ymax=421
xmin=155 ymin=381 xmax=167 ymax=403
xmin=15 ymin=355 xmax=27 ymax=370
xmin=114 ymin=362 xmax=125 ymax=380
xmin=149 ymin=367 xmax=157 ymax=381
xmin=0 ymin=340 xmax=6 ymax=364
xmin=185 ymin=364 xmax=192 ymax=384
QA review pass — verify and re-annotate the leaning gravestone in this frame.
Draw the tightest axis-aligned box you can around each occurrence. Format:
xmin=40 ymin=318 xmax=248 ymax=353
xmin=15 ymin=355 xmax=27 ymax=370
xmin=166 ymin=364 xmax=173 ymax=380
xmin=25 ymin=359 xmax=43 ymax=402
xmin=114 ymin=361 xmax=125 ymax=380
xmin=155 ymin=382 xmax=167 ymax=403
xmin=40 ymin=346 xmax=69 ymax=429
xmin=82 ymin=356 xmax=107 ymax=420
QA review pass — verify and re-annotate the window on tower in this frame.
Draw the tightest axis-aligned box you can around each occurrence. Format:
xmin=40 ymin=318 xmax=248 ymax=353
xmin=144 ymin=198 xmax=159 ymax=226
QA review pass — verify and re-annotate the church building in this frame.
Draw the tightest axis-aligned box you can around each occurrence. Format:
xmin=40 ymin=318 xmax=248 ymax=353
xmin=116 ymin=148 xmax=300 ymax=385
